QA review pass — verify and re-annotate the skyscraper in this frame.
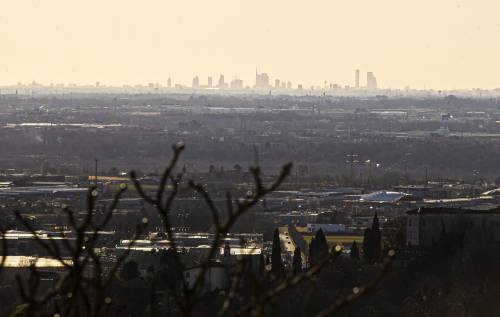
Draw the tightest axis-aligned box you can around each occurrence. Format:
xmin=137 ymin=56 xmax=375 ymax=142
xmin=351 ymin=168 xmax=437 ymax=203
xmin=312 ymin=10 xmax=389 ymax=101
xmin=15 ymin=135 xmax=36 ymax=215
xmin=167 ymin=77 xmax=172 ymax=88
xmin=207 ymin=77 xmax=213 ymax=88
xmin=355 ymin=69 xmax=360 ymax=88
xmin=275 ymin=79 xmax=280 ymax=89
xmin=218 ymin=74 xmax=226 ymax=88
xmin=230 ymin=78 xmax=244 ymax=89
xmin=367 ymin=72 xmax=377 ymax=90
xmin=255 ymin=70 xmax=270 ymax=89
xmin=192 ymin=76 xmax=199 ymax=88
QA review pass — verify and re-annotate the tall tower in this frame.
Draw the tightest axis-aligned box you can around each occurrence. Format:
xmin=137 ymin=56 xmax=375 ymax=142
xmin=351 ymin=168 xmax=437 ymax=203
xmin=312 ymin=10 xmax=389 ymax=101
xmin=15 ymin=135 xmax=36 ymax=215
xmin=275 ymin=79 xmax=280 ymax=89
xmin=355 ymin=69 xmax=360 ymax=88
xmin=218 ymin=74 xmax=225 ymax=88
xmin=367 ymin=72 xmax=377 ymax=90
xmin=207 ymin=77 xmax=213 ymax=88
xmin=255 ymin=70 xmax=269 ymax=89
xmin=192 ymin=76 xmax=199 ymax=88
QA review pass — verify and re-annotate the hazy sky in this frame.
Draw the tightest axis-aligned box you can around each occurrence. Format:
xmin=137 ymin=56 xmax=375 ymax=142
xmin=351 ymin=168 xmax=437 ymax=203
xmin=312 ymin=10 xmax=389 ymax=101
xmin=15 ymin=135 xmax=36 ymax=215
xmin=1 ymin=0 xmax=499 ymax=89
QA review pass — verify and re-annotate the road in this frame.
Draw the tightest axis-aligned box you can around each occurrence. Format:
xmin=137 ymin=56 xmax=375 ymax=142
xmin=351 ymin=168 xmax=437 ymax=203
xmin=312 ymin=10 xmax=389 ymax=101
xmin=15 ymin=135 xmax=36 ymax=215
xmin=279 ymin=226 xmax=307 ymax=268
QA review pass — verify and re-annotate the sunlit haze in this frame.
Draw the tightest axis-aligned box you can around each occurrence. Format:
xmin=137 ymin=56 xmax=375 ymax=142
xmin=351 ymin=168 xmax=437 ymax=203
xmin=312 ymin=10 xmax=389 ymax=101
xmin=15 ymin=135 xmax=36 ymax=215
xmin=1 ymin=0 xmax=499 ymax=89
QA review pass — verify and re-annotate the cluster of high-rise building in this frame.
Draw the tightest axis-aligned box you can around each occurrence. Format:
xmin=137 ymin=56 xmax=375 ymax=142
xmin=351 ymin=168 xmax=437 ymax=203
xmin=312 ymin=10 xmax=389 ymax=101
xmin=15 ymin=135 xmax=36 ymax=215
xmin=255 ymin=70 xmax=270 ymax=89
xmin=0 ymin=69 xmax=380 ymax=93
xmin=355 ymin=69 xmax=378 ymax=90
xmin=187 ymin=69 xmax=378 ymax=91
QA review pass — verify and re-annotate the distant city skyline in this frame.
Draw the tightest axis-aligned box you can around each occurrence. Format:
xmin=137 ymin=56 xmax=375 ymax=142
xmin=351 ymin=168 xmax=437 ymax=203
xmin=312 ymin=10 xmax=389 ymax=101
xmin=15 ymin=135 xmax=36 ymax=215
xmin=0 ymin=69 xmax=382 ymax=91
xmin=2 ymin=67 xmax=499 ymax=91
xmin=1 ymin=0 xmax=500 ymax=90
xmin=1 ymin=68 xmax=498 ymax=94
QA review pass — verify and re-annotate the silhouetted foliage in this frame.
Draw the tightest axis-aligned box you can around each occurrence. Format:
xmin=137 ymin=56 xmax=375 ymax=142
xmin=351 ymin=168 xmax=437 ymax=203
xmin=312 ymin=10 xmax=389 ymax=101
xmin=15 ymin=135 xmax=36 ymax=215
xmin=292 ymin=247 xmax=303 ymax=275
xmin=310 ymin=229 xmax=329 ymax=266
xmin=350 ymin=241 xmax=360 ymax=260
xmin=309 ymin=236 xmax=316 ymax=266
xmin=120 ymin=260 xmax=140 ymax=281
xmin=271 ymin=228 xmax=286 ymax=279
xmin=363 ymin=213 xmax=382 ymax=262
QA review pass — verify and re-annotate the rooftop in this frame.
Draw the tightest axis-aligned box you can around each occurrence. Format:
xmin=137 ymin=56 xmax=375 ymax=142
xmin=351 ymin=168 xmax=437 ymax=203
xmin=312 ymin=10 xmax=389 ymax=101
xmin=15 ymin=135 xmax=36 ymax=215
xmin=407 ymin=206 xmax=500 ymax=215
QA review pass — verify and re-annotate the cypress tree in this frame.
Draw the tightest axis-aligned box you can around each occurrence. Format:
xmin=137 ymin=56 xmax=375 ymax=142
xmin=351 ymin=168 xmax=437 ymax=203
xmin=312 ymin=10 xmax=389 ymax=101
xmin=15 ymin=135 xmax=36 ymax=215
xmin=309 ymin=237 xmax=317 ymax=266
xmin=363 ymin=227 xmax=373 ymax=261
xmin=363 ymin=213 xmax=382 ymax=262
xmin=315 ymin=229 xmax=329 ymax=259
xmin=309 ymin=229 xmax=329 ymax=266
xmin=372 ymin=213 xmax=381 ymax=260
xmin=372 ymin=212 xmax=380 ymax=231
xmin=292 ymin=247 xmax=302 ymax=275
xmin=350 ymin=240 xmax=360 ymax=260
xmin=373 ymin=229 xmax=381 ymax=260
xmin=271 ymin=228 xmax=286 ymax=279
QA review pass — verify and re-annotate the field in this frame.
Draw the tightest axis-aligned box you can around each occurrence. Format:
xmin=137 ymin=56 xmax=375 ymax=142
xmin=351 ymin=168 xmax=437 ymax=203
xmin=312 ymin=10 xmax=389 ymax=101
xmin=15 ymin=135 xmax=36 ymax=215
xmin=302 ymin=234 xmax=364 ymax=247
xmin=295 ymin=226 xmax=310 ymax=233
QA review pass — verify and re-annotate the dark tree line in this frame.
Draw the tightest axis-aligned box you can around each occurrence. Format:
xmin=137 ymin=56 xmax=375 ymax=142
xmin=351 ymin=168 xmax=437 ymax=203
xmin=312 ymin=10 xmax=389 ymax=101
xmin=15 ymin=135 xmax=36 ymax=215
xmin=363 ymin=213 xmax=382 ymax=263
